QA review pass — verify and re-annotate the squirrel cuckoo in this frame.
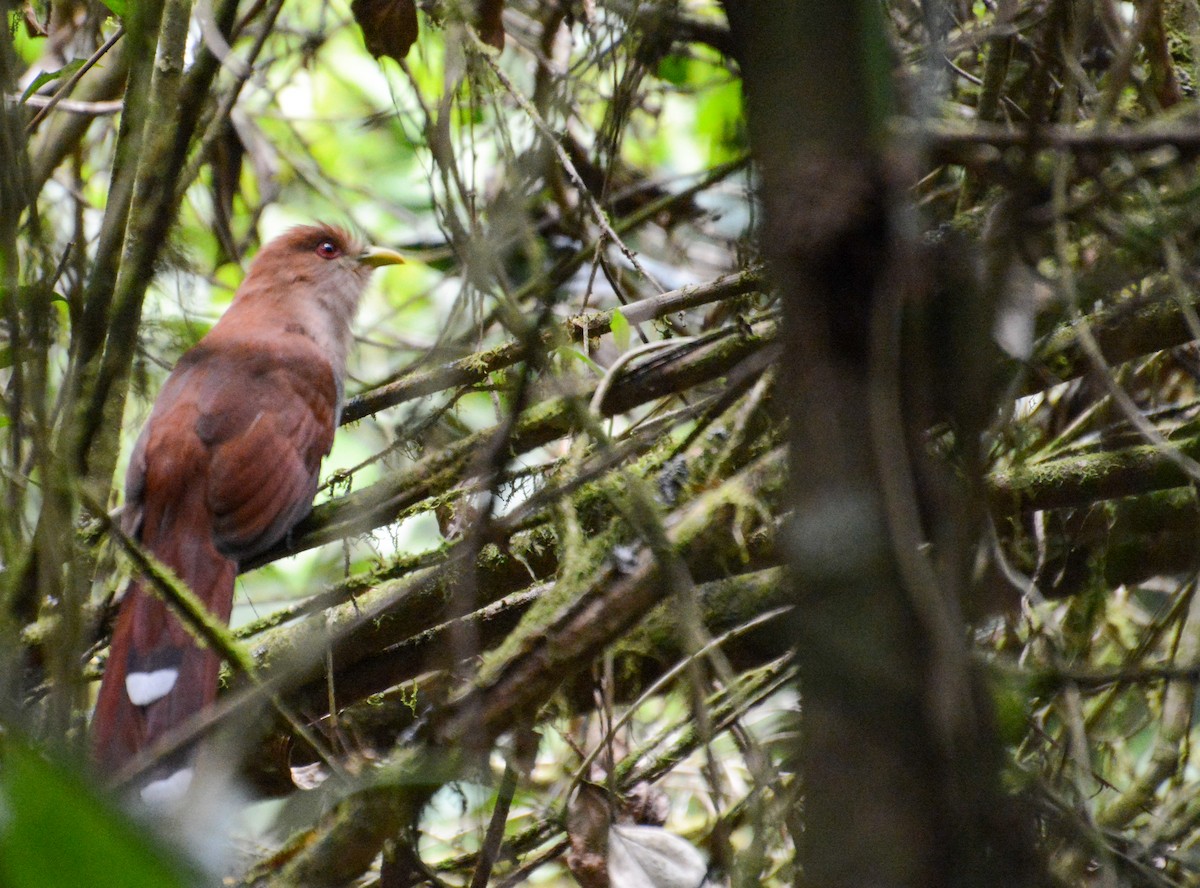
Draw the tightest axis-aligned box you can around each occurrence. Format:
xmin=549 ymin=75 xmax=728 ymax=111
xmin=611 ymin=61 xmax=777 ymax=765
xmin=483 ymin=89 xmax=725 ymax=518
xmin=91 ymin=224 xmax=404 ymax=802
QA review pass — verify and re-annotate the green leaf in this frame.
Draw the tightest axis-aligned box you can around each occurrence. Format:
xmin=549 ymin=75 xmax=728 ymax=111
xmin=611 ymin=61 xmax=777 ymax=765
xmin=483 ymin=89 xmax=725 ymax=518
xmin=0 ymin=740 xmax=196 ymax=888
xmin=657 ymin=54 xmax=689 ymax=86
xmin=98 ymin=0 xmax=127 ymax=17
xmin=610 ymin=308 xmax=631 ymax=352
xmin=19 ymin=59 xmax=86 ymax=105
xmin=695 ymin=77 xmax=745 ymax=166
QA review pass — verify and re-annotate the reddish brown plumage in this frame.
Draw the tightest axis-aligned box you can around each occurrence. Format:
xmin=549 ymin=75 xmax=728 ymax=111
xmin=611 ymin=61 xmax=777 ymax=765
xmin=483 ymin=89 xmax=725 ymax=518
xmin=91 ymin=225 xmax=403 ymax=788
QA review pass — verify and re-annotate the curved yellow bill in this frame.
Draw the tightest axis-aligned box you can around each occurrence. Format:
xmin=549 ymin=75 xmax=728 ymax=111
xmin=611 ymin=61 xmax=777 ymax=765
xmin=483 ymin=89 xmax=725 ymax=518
xmin=359 ymin=245 xmax=407 ymax=268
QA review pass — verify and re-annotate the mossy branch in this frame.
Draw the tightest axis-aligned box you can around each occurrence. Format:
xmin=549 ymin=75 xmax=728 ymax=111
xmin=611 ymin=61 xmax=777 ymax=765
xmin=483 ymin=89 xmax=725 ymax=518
xmin=341 ymin=267 xmax=765 ymax=423
xmin=1023 ymin=281 xmax=1200 ymax=395
xmin=988 ymin=433 xmax=1200 ymax=513
xmin=251 ymin=592 xmax=792 ymax=888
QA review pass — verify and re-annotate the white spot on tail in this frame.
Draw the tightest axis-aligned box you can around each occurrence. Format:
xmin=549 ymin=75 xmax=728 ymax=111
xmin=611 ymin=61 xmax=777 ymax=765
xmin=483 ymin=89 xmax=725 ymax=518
xmin=139 ymin=767 xmax=193 ymax=806
xmin=125 ymin=668 xmax=179 ymax=706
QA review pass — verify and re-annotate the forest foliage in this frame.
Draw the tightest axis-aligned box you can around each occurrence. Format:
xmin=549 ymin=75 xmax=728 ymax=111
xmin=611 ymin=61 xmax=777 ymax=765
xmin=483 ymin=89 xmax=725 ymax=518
xmin=4 ymin=0 xmax=1200 ymax=886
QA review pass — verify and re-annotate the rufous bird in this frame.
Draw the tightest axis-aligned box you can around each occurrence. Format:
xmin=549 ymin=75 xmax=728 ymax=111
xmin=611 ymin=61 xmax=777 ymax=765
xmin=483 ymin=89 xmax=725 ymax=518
xmin=91 ymin=224 xmax=404 ymax=802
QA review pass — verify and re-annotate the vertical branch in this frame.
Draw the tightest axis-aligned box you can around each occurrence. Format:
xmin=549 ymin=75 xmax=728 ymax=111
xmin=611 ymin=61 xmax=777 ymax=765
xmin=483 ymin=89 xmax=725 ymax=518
xmin=63 ymin=0 xmax=166 ymax=479
xmin=5 ymin=2 xmax=167 ymax=628
xmin=0 ymin=0 xmax=37 ymax=656
xmin=730 ymin=1 xmax=1042 ymax=885
xmin=16 ymin=0 xmax=238 ymax=636
xmin=957 ymin=0 xmax=1017 ymax=209
xmin=68 ymin=0 xmax=239 ymax=495
xmin=71 ymin=0 xmax=196 ymax=494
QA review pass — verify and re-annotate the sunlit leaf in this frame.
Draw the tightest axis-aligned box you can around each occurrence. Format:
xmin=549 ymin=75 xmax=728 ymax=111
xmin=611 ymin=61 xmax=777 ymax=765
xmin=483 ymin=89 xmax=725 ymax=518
xmin=611 ymin=308 xmax=631 ymax=351
xmin=695 ymin=75 xmax=745 ymax=165
xmin=657 ymin=55 xmax=689 ymax=86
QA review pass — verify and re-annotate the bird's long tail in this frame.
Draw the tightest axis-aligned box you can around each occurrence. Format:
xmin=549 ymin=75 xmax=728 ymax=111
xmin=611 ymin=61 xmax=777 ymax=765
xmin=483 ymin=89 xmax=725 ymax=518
xmin=91 ymin=533 xmax=236 ymax=801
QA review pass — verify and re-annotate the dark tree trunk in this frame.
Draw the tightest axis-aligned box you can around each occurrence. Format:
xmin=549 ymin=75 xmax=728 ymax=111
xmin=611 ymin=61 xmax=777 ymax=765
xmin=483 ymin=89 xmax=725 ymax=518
xmin=726 ymin=4 xmax=1044 ymax=886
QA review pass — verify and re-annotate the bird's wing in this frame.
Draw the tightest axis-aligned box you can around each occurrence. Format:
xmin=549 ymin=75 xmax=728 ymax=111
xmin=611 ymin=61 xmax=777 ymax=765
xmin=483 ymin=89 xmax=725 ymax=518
xmin=189 ymin=340 xmax=339 ymax=562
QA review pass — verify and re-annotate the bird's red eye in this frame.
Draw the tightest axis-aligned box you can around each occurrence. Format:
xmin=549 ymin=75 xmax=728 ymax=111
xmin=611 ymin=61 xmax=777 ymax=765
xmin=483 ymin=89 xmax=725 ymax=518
xmin=316 ymin=240 xmax=341 ymax=259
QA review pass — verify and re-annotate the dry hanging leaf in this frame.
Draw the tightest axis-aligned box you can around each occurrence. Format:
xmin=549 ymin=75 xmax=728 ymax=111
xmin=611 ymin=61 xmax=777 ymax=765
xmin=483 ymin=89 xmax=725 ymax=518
xmin=477 ymin=0 xmax=505 ymax=49
xmin=623 ymin=781 xmax=670 ymax=827
xmin=22 ymin=2 xmax=48 ymax=37
xmin=351 ymin=0 xmax=419 ymax=62
xmin=567 ymin=783 xmax=613 ymax=888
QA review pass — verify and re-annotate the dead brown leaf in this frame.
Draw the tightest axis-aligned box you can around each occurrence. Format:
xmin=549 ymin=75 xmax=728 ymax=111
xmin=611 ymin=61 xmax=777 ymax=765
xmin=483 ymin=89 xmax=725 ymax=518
xmin=351 ymin=0 xmax=419 ymax=63
xmin=477 ymin=0 xmax=505 ymax=50
xmin=567 ymin=782 xmax=613 ymax=888
xmin=22 ymin=1 xmax=48 ymax=38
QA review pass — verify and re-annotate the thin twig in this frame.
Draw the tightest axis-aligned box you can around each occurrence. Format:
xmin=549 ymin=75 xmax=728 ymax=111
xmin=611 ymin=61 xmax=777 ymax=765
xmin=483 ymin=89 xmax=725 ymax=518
xmin=24 ymin=26 xmax=125 ymax=133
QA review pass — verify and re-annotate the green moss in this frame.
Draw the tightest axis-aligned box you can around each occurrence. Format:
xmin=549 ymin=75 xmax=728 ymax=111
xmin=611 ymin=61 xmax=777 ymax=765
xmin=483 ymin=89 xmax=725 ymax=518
xmin=990 ymin=433 xmax=1200 ymax=512
xmin=566 ymin=310 xmax=612 ymax=339
xmin=458 ymin=341 xmax=518 ymax=375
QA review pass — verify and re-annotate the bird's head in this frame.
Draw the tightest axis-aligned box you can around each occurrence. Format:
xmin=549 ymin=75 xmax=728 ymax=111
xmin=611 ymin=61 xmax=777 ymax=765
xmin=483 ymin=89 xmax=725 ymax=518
xmin=235 ymin=223 xmax=405 ymax=324
xmin=255 ymin=221 xmax=405 ymax=277
xmin=226 ymin=223 xmax=405 ymax=365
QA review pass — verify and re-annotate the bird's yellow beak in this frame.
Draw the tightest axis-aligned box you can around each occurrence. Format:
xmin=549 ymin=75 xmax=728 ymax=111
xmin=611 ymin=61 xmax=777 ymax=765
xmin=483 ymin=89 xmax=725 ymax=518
xmin=359 ymin=246 xmax=407 ymax=268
